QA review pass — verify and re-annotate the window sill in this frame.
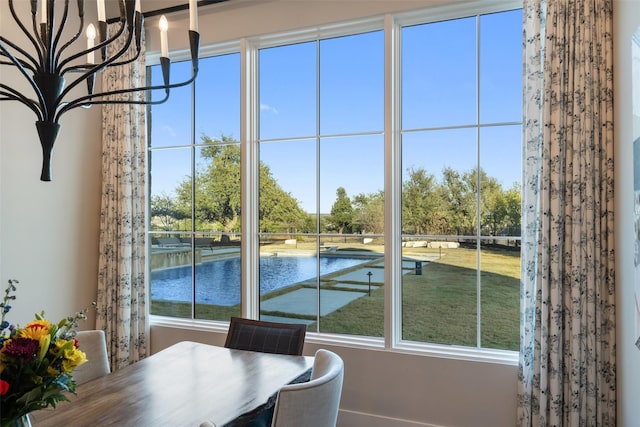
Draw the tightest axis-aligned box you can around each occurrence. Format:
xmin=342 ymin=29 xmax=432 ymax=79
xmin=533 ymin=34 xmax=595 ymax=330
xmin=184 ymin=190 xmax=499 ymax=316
xmin=150 ymin=315 xmax=518 ymax=366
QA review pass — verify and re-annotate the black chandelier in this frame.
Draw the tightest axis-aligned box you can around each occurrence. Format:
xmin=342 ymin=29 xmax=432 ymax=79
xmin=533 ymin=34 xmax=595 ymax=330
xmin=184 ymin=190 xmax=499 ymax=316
xmin=0 ymin=0 xmax=200 ymax=181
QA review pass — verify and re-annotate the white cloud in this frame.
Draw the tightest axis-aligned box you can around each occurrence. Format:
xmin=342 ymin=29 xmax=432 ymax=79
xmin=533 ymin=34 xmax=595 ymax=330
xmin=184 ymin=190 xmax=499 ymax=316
xmin=161 ymin=125 xmax=177 ymax=137
xmin=260 ymin=103 xmax=279 ymax=114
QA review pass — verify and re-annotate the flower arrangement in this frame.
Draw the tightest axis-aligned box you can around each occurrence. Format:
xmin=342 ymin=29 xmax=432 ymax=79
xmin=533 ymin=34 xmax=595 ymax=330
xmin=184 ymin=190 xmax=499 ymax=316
xmin=0 ymin=280 xmax=93 ymax=427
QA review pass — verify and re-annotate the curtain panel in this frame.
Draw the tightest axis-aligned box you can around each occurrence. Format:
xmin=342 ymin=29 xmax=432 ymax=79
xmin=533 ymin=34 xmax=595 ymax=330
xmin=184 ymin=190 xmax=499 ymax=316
xmin=96 ymin=24 xmax=148 ymax=370
xmin=518 ymin=0 xmax=615 ymax=425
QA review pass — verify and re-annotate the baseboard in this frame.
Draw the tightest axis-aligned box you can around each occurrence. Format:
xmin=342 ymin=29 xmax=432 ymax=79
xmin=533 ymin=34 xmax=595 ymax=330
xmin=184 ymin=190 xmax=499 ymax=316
xmin=337 ymin=409 xmax=446 ymax=427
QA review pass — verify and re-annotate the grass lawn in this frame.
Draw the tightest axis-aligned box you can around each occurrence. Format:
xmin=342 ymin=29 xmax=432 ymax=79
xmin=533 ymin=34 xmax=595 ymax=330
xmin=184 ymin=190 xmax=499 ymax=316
xmin=151 ymin=246 xmax=520 ymax=351
xmin=316 ymin=246 xmax=520 ymax=350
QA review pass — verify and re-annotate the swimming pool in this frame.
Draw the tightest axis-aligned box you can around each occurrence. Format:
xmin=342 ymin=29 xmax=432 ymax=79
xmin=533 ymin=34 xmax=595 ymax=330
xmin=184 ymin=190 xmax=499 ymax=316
xmin=150 ymin=255 xmax=371 ymax=306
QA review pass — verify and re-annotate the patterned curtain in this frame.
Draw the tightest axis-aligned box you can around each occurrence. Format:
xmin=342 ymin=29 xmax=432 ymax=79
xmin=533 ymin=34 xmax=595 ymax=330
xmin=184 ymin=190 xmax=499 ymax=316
xmin=96 ymin=24 xmax=148 ymax=370
xmin=518 ymin=1 xmax=616 ymax=425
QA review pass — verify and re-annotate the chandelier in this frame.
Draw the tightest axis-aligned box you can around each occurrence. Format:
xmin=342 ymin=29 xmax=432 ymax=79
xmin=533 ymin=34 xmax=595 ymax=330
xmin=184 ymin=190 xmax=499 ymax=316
xmin=0 ymin=0 xmax=200 ymax=181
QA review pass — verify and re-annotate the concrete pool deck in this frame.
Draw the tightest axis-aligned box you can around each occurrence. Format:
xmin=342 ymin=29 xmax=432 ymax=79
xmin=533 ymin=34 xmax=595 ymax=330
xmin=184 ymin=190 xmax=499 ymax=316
xmin=261 ymin=288 xmax=368 ymax=317
xmin=260 ymin=254 xmax=442 ymax=323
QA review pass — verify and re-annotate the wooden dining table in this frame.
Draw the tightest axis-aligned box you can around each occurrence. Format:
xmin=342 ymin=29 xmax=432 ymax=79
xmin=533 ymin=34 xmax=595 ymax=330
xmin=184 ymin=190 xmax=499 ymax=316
xmin=30 ymin=341 xmax=314 ymax=427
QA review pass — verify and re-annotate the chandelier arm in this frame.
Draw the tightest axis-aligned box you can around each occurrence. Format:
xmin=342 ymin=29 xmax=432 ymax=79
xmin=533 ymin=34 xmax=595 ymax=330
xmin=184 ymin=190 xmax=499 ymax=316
xmin=61 ymin=63 xmax=95 ymax=74
xmin=58 ymin=31 xmax=199 ymax=120
xmin=54 ymin=0 xmax=85 ymax=65
xmin=57 ymin=20 xmax=128 ymax=74
xmin=64 ymin=94 xmax=171 ymax=109
xmin=108 ymin=43 xmax=142 ymax=68
xmin=43 ymin=0 xmax=57 ymax=73
xmin=68 ymin=0 xmax=134 ymax=70
xmin=51 ymin=0 xmax=72 ymax=67
xmin=6 ymin=0 xmax=43 ymax=69
xmin=56 ymin=64 xmax=199 ymax=120
xmin=0 ymin=43 xmax=46 ymax=113
xmin=108 ymin=14 xmax=144 ymax=68
xmin=29 ymin=1 xmax=47 ymax=59
xmin=0 ymin=86 xmax=43 ymax=120
xmin=57 ymin=24 xmax=135 ymax=102
xmin=63 ymin=20 xmax=139 ymax=72
xmin=0 ymin=51 xmax=37 ymax=73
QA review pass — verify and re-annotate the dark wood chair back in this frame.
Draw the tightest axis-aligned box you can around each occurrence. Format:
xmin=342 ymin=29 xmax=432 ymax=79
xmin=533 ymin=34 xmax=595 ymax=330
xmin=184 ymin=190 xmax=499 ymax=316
xmin=224 ymin=317 xmax=307 ymax=356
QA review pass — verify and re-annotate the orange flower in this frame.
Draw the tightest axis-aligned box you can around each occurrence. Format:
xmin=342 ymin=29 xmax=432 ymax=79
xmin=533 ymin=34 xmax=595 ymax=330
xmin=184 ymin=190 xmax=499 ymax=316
xmin=19 ymin=320 xmax=51 ymax=341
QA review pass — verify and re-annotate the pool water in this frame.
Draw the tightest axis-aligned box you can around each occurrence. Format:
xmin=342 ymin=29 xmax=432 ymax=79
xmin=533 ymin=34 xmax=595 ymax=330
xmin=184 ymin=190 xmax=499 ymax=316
xmin=151 ymin=255 xmax=371 ymax=306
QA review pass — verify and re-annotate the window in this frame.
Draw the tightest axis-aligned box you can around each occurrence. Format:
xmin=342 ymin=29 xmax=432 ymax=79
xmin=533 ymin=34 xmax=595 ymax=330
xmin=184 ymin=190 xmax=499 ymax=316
xmin=147 ymin=4 xmax=522 ymax=354
xmin=148 ymin=53 xmax=242 ymax=321
xmin=258 ymin=32 xmax=384 ymax=336
xmin=400 ymin=10 xmax=522 ymax=351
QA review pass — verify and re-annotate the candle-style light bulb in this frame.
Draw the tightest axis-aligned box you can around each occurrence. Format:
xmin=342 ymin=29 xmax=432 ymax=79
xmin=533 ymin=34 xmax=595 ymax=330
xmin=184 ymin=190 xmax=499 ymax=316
xmin=159 ymin=15 xmax=169 ymax=58
xmin=97 ymin=0 xmax=106 ymax=22
xmin=40 ymin=0 xmax=47 ymax=24
xmin=86 ymin=24 xmax=96 ymax=64
xmin=135 ymin=0 xmax=142 ymax=13
xmin=189 ymin=0 xmax=198 ymax=32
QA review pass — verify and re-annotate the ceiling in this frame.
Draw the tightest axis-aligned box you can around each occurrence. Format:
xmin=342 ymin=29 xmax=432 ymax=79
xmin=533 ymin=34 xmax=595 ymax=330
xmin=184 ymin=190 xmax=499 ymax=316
xmin=106 ymin=0 xmax=231 ymax=18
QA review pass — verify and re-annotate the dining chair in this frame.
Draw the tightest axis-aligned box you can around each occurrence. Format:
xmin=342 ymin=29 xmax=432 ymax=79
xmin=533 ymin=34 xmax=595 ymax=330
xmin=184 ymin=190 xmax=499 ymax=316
xmin=73 ymin=330 xmax=110 ymax=385
xmin=270 ymin=349 xmax=344 ymax=427
xmin=224 ymin=317 xmax=307 ymax=356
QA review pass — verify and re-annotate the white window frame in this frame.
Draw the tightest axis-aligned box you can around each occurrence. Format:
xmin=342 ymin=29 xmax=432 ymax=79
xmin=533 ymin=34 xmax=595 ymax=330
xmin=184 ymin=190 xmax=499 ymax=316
xmin=147 ymin=0 xmax=522 ymax=365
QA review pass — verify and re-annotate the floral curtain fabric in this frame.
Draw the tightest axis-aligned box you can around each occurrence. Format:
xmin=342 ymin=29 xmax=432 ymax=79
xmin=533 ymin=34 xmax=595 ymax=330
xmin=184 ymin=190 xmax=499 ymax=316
xmin=518 ymin=0 xmax=616 ymax=425
xmin=96 ymin=24 xmax=148 ymax=370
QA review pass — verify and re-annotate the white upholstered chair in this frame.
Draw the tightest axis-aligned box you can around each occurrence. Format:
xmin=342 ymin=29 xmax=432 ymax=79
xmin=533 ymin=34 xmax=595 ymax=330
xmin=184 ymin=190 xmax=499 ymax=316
xmin=270 ymin=349 xmax=344 ymax=427
xmin=73 ymin=330 xmax=110 ymax=385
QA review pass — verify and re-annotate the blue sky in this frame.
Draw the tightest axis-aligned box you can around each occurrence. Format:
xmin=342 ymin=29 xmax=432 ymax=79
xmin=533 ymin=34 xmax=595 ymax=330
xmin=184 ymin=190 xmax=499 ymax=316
xmin=150 ymin=9 xmax=522 ymax=214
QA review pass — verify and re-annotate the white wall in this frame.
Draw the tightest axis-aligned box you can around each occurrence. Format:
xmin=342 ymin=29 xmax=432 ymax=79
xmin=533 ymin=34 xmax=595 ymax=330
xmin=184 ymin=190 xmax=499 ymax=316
xmin=0 ymin=3 xmax=102 ymax=326
xmin=614 ymin=0 xmax=640 ymax=425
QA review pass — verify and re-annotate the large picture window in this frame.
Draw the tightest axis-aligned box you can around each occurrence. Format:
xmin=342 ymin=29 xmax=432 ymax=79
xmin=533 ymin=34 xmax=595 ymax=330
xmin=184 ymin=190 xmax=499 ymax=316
xmin=147 ymin=5 xmax=522 ymax=354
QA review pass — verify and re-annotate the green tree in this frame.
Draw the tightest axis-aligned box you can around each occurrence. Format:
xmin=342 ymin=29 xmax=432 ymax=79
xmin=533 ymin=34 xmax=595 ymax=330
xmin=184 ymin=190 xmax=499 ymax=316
xmin=502 ymin=183 xmax=522 ymax=236
xmin=259 ymin=161 xmax=308 ymax=233
xmin=327 ymin=187 xmax=353 ymax=234
xmin=174 ymin=134 xmax=307 ymax=234
xmin=402 ymin=168 xmax=441 ymax=234
xmin=150 ymin=194 xmax=187 ymax=231
xmin=175 ymin=135 xmax=241 ymax=232
xmin=439 ymin=167 xmax=476 ymax=235
xmin=464 ymin=167 xmax=522 ymax=238
xmin=482 ymin=185 xmax=510 ymax=236
xmin=352 ymin=191 xmax=384 ymax=234
xmin=469 ymin=168 xmax=502 ymax=236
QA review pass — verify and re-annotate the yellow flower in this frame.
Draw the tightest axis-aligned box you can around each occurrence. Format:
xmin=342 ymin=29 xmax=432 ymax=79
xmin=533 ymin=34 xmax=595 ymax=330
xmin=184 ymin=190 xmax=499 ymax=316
xmin=19 ymin=320 xmax=51 ymax=341
xmin=52 ymin=338 xmax=73 ymax=357
xmin=61 ymin=347 xmax=87 ymax=373
xmin=47 ymin=365 xmax=60 ymax=375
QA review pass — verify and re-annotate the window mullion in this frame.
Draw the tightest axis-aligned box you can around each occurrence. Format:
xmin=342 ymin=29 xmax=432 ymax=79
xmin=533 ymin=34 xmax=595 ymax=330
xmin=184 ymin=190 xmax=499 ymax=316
xmin=190 ymin=67 xmax=197 ymax=320
xmin=241 ymin=38 xmax=261 ymax=319
xmin=384 ymin=14 xmax=402 ymax=349
xmin=475 ymin=14 xmax=482 ymax=349
xmin=315 ymin=39 xmax=321 ymax=332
